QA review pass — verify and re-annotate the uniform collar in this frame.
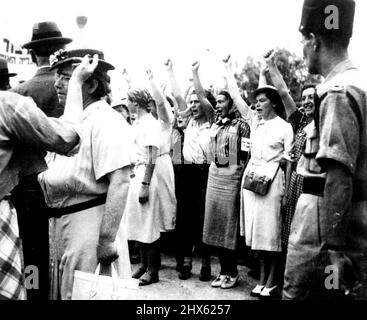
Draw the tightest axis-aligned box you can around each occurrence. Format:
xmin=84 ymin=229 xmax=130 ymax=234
xmin=324 ymin=59 xmax=356 ymax=83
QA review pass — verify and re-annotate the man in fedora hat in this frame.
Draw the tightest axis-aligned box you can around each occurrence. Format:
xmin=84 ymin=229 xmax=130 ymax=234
xmin=283 ymin=0 xmax=367 ymax=300
xmin=38 ymin=49 xmax=132 ymax=300
xmin=11 ymin=21 xmax=72 ymax=117
xmin=0 ymin=55 xmax=98 ymax=300
xmin=0 ymin=58 xmax=17 ymax=90
xmin=9 ymin=21 xmax=72 ymax=301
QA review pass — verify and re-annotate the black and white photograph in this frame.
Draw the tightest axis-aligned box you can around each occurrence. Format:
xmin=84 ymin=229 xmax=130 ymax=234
xmin=1 ymin=0 xmax=367 ymax=306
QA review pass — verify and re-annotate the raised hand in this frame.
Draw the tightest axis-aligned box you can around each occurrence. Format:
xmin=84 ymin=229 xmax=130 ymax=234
xmin=146 ymin=69 xmax=154 ymax=80
xmin=71 ymin=54 xmax=99 ymax=83
xmin=263 ymin=49 xmax=277 ymax=66
xmin=122 ymin=68 xmax=131 ymax=81
xmin=192 ymin=61 xmax=200 ymax=73
xmin=260 ymin=59 xmax=269 ymax=75
xmin=164 ymin=58 xmax=173 ymax=71
xmin=223 ymin=54 xmax=231 ymax=64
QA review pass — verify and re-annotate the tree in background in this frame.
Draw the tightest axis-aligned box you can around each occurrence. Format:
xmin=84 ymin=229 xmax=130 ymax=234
xmin=235 ymin=48 xmax=322 ymax=105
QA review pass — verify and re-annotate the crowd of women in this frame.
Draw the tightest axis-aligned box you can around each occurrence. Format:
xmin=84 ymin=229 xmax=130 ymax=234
xmin=111 ymin=49 xmax=317 ymax=299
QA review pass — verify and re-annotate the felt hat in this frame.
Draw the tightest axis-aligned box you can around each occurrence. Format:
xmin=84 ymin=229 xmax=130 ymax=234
xmin=23 ymin=21 xmax=72 ymax=49
xmin=0 ymin=58 xmax=17 ymax=77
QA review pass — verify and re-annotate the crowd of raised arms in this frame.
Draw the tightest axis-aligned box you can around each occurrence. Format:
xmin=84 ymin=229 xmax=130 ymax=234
xmin=1 ymin=0 xmax=367 ymax=301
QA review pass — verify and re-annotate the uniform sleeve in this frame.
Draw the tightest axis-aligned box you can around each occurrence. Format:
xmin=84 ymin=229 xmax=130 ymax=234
xmin=282 ymin=122 xmax=294 ymax=161
xmin=316 ymin=91 xmax=360 ymax=175
xmin=92 ymin=114 xmax=132 ymax=180
xmin=7 ymin=96 xmax=80 ymax=154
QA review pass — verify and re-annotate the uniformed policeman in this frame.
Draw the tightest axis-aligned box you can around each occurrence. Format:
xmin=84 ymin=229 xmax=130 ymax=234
xmin=283 ymin=0 xmax=367 ymax=300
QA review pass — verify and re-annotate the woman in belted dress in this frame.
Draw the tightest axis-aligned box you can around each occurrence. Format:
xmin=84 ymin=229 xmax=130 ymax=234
xmin=124 ymin=86 xmax=176 ymax=286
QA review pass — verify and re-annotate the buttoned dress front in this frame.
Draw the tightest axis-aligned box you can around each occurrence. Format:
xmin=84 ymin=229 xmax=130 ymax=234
xmin=123 ymin=113 xmax=175 ymax=244
xmin=203 ymin=115 xmax=250 ymax=251
xmin=241 ymin=116 xmax=294 ymax=252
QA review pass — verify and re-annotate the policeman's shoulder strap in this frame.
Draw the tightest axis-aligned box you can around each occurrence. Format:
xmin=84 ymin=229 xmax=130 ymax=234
xmin=315 ymin=84 xmax=363 ymax=135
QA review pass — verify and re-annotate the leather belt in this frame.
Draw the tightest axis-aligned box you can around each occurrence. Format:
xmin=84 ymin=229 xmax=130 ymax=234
xmin=302 ymin=177 xmax=326 ymax=197
xmin=48 ymin=194 xmax=107 ymax=218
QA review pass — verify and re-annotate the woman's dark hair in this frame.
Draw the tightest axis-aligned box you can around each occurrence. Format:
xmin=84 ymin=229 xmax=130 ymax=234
xmin=87 ymin=73 xmax=111 ymax=100
xmin=255 ymin=89 xmax=286 ymax=120
xmin=127 ymin=88 xmax=154 ymax=112
xmin=300 ymin=83 xmax=319 ymax=112
xmin=217 ymin=90 xmax=234 ymax=109
xmin=301 ymin=83 xmax=316 ymax=96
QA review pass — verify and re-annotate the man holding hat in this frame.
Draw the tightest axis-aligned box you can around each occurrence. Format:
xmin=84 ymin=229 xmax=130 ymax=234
xmin=38 ymin=49 xmax=132 ymax=300
xmin=9 ymin=21 xmax=72 ymax=300
xmin=284 ymin=0 xmax=367 ymax=300
xmin=0 ymin=58 xmax=17 ymax=90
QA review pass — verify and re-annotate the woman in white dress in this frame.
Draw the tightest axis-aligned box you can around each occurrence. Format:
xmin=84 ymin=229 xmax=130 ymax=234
xmin=124 ymin=89 xmax=161 ymax=286
xmin=223 ymin=56 xmax=293 ymax=299
xmin=124 ymin=83 xmax=176 ymax=286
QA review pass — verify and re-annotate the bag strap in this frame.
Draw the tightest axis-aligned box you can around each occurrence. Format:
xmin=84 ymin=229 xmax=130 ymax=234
xmin=271 ymin=164 xmax=281 ymax=183
xmin=89 ymin=263 xmax=119 ymax=300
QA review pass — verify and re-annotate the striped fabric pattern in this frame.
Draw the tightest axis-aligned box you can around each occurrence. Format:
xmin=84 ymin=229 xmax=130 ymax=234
xmin=0 ymin=199 xmax=25 ymax=300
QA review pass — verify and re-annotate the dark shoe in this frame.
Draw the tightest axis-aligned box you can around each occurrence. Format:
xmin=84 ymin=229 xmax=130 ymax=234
xmin=178 ymin=265 xmax=192 ymax=280
xmin=139 ymin=272 xmax=159 ymax=286
xmin=199 ymin=267 xmax=212 ymax=282
xmin=132 ymin=267 xmax=146 ymax=279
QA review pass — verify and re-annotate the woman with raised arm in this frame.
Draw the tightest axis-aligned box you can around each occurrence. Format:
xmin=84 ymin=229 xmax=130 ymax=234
xmin=146 ymin=69 xmax=177 ymax=243
xmin=165 ymin=58 xmax=214 ymax=281
xmin=224 ymin=54 xmax=294 ymax=299
xmin=201 ymin=86 xmax=251 ymax=289
xmin=123 ymin=88 xmax=162 ymax=286
xmin=264 ymin=50 xmax=317 ymax=250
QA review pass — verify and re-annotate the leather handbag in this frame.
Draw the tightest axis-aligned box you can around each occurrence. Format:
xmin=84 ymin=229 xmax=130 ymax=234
xmin=243 ymin=165 xmax=280 ymax=196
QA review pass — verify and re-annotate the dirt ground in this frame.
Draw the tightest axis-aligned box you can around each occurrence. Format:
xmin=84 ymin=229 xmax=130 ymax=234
xmin=126 ymin=253 xmax=259 ymax=300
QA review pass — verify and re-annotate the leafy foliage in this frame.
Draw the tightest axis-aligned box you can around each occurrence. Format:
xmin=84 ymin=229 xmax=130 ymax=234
xmin=236 ymin=48 xmax=322 ymax=105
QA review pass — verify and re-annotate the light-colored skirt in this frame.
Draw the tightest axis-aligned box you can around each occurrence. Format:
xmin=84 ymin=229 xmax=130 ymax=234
xmin=203 ymin=164 xmax=243 ymax=250
xmin=240 ymin=166 xmax=285 ymax=252
xmin=123 ymin=154 xmax=176 ymax=244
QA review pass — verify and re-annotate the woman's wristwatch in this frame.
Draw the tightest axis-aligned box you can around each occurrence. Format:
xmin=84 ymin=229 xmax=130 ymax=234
xmin=142 ymin=181 xmax=150 ymax=186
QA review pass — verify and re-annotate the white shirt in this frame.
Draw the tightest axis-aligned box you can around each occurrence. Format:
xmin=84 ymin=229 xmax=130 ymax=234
xmin=248 ymin=116 xmax=294 ymax=177
xmin=38 ymin=100 xmax=132 ymax=208
xmin=183 ymin=118 xmax=211 ymax=164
